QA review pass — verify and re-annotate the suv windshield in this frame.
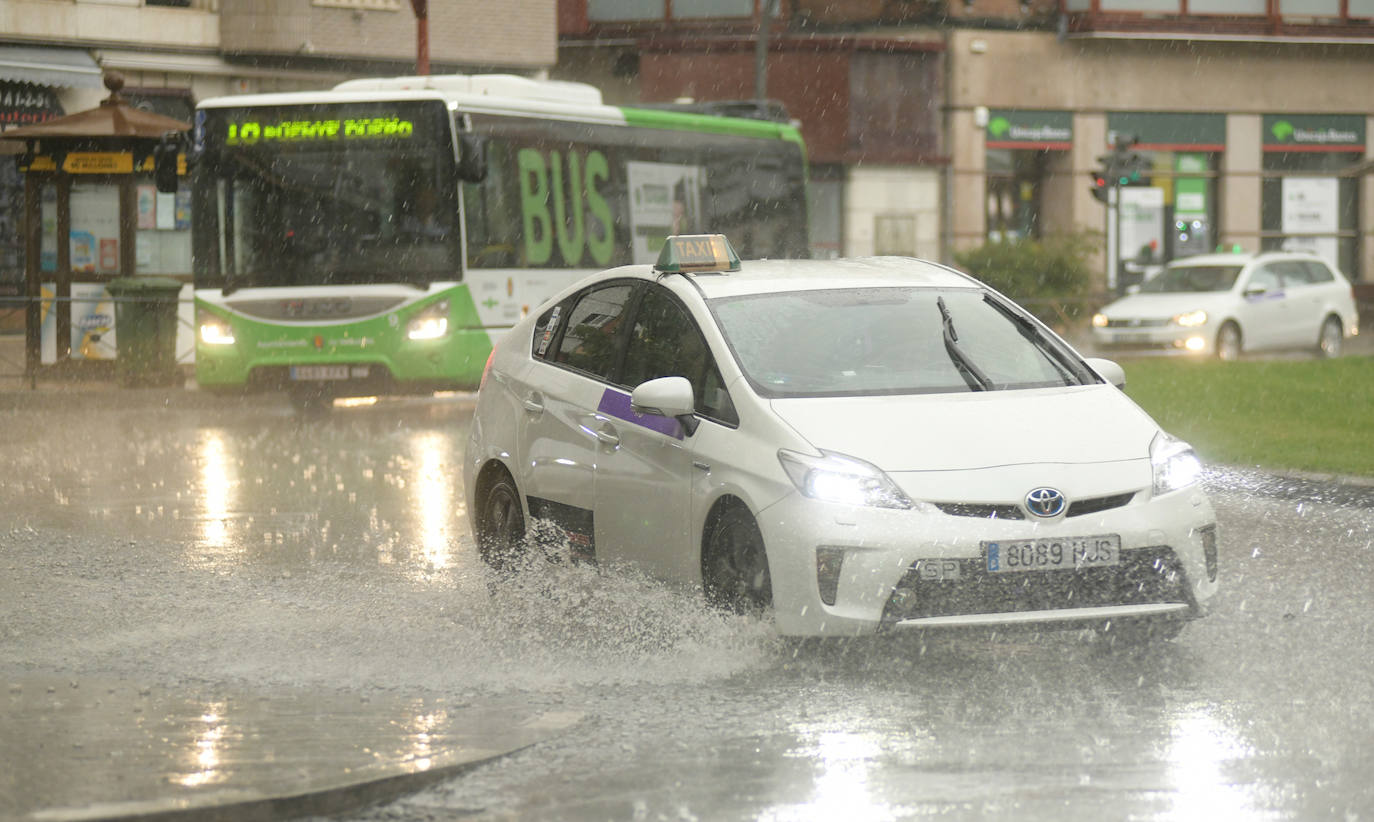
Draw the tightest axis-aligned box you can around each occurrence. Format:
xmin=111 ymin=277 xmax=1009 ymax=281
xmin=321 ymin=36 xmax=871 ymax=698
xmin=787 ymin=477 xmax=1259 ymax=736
xmin=1140 ymin=264 xmax=1243 ymax=293
xmin=710 ymin=287 xmax=1090 ymax=397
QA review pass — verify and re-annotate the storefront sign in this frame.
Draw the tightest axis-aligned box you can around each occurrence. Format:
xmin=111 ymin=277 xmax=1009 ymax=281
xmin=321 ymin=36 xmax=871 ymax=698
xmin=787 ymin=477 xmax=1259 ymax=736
xmin=21 ymin=153 xmax=137 ymax=174
xmin=0 ymin=81 xmax=62 ymax=127
xmin=1264 ymin=114 xmax=1365 ymax=152
xmin=985 ymin=110 xmax=1073 ymax=150
xmin=1108 ymin=113 xmax=1225 ymax=152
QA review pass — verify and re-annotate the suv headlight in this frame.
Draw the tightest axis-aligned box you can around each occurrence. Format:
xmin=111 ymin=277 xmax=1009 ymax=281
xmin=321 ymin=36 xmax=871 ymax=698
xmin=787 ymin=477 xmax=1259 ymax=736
xmin=778 ymin=449 xmax=915 ymax=510
xmin=1151 ymin=431 xmax=1202 ymax=495
xmin=407 ymin=300 xmax=449 ymax=340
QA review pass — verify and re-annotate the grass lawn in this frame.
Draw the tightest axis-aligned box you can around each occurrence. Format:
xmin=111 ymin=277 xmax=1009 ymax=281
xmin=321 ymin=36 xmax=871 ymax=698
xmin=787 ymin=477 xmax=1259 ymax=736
xmin=1120 ymin=355 xmax=1374 ymax=478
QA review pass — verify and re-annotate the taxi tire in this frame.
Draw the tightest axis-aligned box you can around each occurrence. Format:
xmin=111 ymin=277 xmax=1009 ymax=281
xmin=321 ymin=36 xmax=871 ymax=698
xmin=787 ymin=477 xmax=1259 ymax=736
xmin=476 ymin=474 xmax=527 ymax=572
xmin=702 ymin=506 xmax=773 ymax=617
xmin=1215 ymin=322 xmax=1242 ymax=361
xmin=1318 ymin=316 xmax=1343 ymax=358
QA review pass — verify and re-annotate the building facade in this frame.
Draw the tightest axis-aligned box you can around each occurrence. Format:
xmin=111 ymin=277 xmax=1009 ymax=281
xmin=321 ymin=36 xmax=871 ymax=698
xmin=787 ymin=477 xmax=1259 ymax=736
xmin=0 ymin=0 xmax=557 ymax=304
xmin=555 ymin=0 xmax=1374 ymax=288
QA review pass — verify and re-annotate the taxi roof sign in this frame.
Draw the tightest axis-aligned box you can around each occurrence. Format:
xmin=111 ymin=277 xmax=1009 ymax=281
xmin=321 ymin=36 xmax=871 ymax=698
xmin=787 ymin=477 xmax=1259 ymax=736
xmin=655 ymin=234 xmax=741 ymax=274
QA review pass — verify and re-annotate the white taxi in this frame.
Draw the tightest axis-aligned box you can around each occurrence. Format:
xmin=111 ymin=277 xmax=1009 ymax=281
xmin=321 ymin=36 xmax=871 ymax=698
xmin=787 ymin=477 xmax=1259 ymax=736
xmin=1091 ymin=250 xmax=1359 ymax=360
xmin=466 ymin=236 xmax=1219 ymax=639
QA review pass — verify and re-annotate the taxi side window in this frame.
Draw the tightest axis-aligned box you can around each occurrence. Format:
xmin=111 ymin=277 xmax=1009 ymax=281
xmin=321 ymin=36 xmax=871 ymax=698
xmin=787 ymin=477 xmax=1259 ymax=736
xmin=622 ymin=286 xmax=738 ymax=426
xmin=1270 ymin=260 xmax=1311 ymax=287
xmin=1246 ymin=265 xmax=1282 ymax=292
xmin=531 ymin=302 xmax=565 ymax=359
xmin=1301 ymin=260 xmax=1335 ymax=284
xmin=554 ymin=283 xmax=635 ymax=380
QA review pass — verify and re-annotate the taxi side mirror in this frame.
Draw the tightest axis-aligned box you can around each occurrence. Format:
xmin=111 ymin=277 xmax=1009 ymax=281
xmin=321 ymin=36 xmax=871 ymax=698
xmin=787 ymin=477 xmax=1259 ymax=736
xmin=631 ymin=376 xmax=698 ymax=436
xmin=1083 ymin=357 xmax=1126 ymax=389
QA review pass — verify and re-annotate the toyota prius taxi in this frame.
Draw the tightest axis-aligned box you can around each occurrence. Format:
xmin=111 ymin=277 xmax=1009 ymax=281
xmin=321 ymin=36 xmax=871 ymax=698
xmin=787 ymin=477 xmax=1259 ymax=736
xmin=465 ymin=235 xmax=1218 ymax=640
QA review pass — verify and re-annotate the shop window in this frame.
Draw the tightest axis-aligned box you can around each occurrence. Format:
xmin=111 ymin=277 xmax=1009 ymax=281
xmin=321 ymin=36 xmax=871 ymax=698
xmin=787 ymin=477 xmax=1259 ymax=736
xmin=136 ymin=180 xmax=192 ymax=275
xmin=985 ymin=148 xmax=1047 ymax=241
xmin=1260 ymin=151 xmax=1360 ymax=278
xmin=69 ymin=182 xmax=121 ymax=276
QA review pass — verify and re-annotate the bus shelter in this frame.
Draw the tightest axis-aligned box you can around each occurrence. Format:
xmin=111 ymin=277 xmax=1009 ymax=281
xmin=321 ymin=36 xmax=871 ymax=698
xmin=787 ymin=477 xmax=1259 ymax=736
xmin=2 ymin=71 xmax=188 ymax=384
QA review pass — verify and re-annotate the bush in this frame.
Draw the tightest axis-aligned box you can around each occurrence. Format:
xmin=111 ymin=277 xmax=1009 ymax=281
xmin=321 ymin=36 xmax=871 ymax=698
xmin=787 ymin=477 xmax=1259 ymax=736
xmin=952 ymin=232 xmax=1100 ymax=328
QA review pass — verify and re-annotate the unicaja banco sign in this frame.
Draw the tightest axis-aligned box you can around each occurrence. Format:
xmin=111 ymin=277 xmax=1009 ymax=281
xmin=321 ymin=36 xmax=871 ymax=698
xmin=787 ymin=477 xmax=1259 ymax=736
xmin=986 ymin=110 xmax=1073 ymax=149
xmin=1264 ymin=114 xmax=1364 ymax=151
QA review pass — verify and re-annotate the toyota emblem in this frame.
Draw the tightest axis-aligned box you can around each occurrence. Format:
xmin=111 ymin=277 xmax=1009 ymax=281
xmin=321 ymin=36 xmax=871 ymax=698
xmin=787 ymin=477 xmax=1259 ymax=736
xmin=1025 ymin=487 xmax=1066 ymax=518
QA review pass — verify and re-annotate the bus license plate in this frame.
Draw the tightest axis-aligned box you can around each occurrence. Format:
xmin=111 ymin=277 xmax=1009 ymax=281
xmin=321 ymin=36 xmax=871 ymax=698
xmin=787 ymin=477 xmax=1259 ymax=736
xmin=984 ymin=535 xmax=1120 ymax=573
xmin=291 ymin=365 xmax=353 ymax=381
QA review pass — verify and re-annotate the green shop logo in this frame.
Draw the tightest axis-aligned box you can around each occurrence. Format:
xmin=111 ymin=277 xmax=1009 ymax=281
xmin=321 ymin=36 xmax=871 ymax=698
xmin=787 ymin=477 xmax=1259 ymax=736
xmin=987 ymin=116 xmax=1011 ymax=138
xmin=1271 ymin=120 xmax=1295 ymax=142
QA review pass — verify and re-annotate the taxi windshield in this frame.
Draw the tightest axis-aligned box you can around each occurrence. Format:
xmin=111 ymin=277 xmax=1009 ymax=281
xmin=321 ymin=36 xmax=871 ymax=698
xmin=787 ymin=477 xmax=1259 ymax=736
xmin=710 ymin=287 xmax=1091 ymax=397
xmin=1139 ymin=264 xmax=1243 ymax=293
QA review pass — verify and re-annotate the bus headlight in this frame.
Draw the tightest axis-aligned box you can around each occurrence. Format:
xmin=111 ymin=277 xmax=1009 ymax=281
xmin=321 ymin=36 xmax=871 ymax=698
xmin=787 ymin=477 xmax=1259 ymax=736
xmin=199 ymin=318 xmax=235 ymax=345
xmin=407 ymin=300 xmax=449 ymax=341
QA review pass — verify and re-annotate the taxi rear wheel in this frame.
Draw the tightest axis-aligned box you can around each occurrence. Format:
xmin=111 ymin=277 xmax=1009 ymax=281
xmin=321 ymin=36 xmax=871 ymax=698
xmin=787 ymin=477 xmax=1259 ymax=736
xmin=702 ymin=506 xmax=773 ymax=616
xmin=1317 ymin=316 xmax=1343 ymax=358
xmin=477 ymin=474 xmax=527 ymax=572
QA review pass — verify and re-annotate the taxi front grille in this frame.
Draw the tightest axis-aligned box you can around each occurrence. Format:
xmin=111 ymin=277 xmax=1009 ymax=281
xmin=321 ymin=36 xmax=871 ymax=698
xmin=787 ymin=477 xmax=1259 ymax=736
xmin=933 ymin=492 xmax=1136 ymax=521
xmin=881 ymin=546 xmax=1189 ymax=624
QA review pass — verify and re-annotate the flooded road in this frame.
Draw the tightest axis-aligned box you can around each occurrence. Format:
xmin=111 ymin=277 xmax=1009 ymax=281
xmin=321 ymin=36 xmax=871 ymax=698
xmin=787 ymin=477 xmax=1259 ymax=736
xmin=1 ymin=394 xmax=1371 ymax=820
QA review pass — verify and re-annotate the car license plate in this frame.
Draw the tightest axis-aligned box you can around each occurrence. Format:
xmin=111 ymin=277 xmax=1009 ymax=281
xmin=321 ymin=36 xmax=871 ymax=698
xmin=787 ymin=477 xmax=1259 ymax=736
xmin=1114 ymin=333 xmax=1153 ymax=344
xmin=291 ymin=365 xmax=361 ymax=381
xmin=984 ymin=535 xmax=1120 ymax=573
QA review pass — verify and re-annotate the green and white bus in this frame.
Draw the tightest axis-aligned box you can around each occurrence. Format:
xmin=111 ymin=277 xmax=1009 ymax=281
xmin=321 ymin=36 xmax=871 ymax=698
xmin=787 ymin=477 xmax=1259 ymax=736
xmin=183 ymin=74 xmax=808 ymax=407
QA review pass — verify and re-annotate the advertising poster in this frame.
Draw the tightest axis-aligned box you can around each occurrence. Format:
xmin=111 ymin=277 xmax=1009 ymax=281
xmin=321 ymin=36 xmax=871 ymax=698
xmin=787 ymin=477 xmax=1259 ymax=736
xmin=1119 ymin=186 xmax=1165 ymax=263
xmin=1281 ymin=177 xmax=1340 ymax=266
xmin=40 ymin=282 xmax=117 ymax=363
xmin=137 ymin=185 xmax=157 ymax=229
xmin=626 ymin=161 xmax=704 ymax=264
xmin=69 ymin=184 xmax=120 ymax=273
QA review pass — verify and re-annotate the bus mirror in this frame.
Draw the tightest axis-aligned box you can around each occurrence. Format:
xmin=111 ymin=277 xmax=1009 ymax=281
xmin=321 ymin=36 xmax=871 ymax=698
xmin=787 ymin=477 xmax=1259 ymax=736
xmin=457 ymin=133 xmax=487 ymax=183
xmin=153 ymin=133 xmax=182 ymax=193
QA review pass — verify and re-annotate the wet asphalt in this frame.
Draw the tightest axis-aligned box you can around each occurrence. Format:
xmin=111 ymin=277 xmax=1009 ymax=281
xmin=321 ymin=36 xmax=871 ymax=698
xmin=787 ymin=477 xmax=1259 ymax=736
xmin=0 ymin=339 xmax=1371 ymax=821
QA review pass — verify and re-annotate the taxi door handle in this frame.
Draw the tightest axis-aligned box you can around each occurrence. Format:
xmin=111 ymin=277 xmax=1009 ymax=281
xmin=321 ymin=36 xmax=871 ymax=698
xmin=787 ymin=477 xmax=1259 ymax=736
xmin=522 ymin=393 xmax=544 ymax=414
xmin=594 ymin=424 xmax=620 ymax=448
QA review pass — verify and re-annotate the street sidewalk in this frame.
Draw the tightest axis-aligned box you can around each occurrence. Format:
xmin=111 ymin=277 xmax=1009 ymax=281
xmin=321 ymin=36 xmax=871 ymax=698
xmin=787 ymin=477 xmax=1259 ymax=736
xmin=1 ymin=674 xmax=579 ymax=822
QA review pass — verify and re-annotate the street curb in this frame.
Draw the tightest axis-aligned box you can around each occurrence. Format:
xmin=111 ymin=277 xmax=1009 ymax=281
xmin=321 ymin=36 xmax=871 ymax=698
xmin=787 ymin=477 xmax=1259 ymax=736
xmin=29 ymin=711 xmax=583 ymax=822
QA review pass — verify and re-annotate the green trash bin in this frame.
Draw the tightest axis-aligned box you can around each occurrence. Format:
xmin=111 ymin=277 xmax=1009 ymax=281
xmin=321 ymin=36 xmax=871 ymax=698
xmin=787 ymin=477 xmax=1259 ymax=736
xmin=107 ymin=277 xmax=184 ymax=387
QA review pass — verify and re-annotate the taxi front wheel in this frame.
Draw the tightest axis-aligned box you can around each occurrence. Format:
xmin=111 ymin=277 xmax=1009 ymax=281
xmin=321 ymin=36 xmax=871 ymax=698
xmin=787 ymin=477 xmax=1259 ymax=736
xmin=477 ymin=474 xmax=527 ymax=572
xmin=702 ymin=506 xmax=773 ymax=617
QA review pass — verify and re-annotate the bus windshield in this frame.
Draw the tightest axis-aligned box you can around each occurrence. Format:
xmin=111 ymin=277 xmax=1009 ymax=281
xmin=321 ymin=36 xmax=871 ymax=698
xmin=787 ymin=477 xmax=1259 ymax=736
xmin=197 ymin=101 xmax=460 ymax=289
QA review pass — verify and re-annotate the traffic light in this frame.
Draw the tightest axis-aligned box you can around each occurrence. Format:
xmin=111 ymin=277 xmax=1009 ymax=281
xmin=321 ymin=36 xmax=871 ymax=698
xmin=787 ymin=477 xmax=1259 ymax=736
xmin=1089 ymin=171 xmax=1110 ymax=203
xmin=1089 ymin=136 xmax=1151 ymax=204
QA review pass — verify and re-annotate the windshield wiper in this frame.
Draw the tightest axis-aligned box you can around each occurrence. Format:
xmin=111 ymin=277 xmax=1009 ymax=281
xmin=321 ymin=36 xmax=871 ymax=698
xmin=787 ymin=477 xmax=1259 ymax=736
xmin=981 ymin=295 xmax=1079 ymax=386
xmin=937 ymin=296 xmax=993 ymax=392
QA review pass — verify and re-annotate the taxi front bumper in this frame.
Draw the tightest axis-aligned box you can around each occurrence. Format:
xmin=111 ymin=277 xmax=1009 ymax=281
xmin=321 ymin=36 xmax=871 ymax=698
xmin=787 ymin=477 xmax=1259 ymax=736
xmin=756 ymin=482 xmax=1218 ymax=637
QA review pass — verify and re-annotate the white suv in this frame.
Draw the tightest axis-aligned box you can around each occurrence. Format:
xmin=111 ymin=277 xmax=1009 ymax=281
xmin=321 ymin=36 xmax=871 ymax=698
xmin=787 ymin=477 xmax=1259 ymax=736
xmin=1092 ymin=251 xmax=1360 ymax=360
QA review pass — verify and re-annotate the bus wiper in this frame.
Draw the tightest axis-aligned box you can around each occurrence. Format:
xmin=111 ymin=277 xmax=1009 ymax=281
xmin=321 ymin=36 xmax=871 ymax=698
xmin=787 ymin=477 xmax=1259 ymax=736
xmin=937 ymin=296 xmax=993 ymax=391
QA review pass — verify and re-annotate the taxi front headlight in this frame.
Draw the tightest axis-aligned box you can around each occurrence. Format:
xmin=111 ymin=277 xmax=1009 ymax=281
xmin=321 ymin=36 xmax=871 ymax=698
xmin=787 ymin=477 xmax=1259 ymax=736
xmin=1172 ymin=310 xmax=1208 ymax=327
xmin=1151 ymin=431 xmax=1202 ymax=496
xmin=778 ymin=449 xmax=915 ymax=510
xmin=407 ymin=300 xmax=450 ymax=341
xmin=1092 ymin=313 xmax=1109 ymax=328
